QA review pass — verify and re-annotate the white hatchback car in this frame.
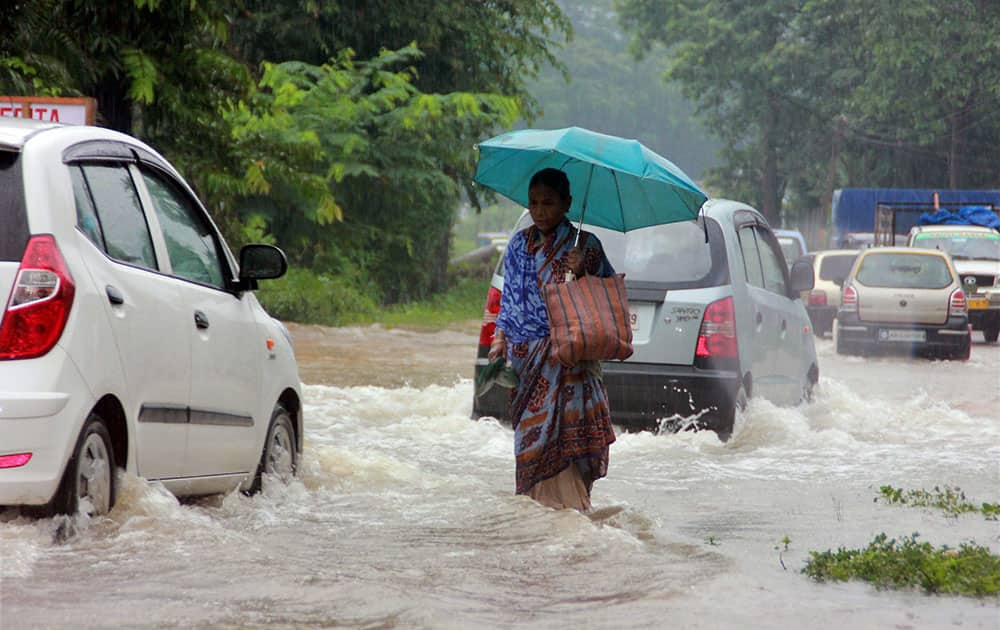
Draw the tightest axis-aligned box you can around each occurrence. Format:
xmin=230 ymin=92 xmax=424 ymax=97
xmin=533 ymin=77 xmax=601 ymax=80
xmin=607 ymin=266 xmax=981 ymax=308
xmin=473 ymin=200 xmax=818 ymax=440
xmin=0 ymin=118 xmax=303 ymax=516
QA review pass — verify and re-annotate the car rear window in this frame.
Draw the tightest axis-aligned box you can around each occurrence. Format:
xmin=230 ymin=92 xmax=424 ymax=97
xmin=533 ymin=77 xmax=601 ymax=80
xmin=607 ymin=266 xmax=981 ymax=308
xmin=818 ymin=253 xmax=857 ymax=281
xmin=856 ymin=253 xmax=953 ymax=289
xmin=912 ymin=231 xmax=1000 ymax=261
xmin=0 ymin=150 xmax=29 ymax=262
xmin=591 ymin=218 xmax=728 ymax=288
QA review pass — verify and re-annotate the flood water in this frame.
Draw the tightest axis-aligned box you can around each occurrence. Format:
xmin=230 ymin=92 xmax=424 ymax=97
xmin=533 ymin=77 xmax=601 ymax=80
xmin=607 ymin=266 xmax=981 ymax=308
xmin=2 ymin=323 xmax=998 ymax=629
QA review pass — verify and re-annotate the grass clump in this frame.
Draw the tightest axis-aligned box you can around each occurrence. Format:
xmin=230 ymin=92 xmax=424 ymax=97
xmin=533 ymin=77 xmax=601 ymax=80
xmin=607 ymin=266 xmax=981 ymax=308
xmin=255 ymin=267 xmax=378 ymax=326
xmin=878 ymin=485 xmax=999 ymax=520
xmin=804 ymin=533 xmax=1000 ymax=596
xmin=377 ymin=277 xmax=489 ymax=330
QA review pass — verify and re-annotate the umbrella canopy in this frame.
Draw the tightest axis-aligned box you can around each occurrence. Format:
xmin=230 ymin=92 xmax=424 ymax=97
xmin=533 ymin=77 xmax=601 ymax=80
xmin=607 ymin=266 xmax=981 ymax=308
xmin=473 ymin=127 xmax=708 ymax=233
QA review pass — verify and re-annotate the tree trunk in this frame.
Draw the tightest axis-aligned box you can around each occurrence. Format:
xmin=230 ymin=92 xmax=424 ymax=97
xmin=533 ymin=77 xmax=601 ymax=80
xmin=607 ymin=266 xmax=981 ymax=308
xmin=95 ymin=76 xmax=132 ymax=133
xmin=759 ymin=99 xmax=779 ymax=223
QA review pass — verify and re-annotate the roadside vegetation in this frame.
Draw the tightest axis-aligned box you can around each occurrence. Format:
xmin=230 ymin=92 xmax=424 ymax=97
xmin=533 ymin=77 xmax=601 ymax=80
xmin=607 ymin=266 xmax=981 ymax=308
xmin=3 ymin=1 xmax=998 ymax=315
xmin=804 ymin=486 xmax=1000 ymax=597
xmin=877 ymin=485 xmax=1000 ymax=520
xmin=804 ymin=534 xmax=999 ymax=597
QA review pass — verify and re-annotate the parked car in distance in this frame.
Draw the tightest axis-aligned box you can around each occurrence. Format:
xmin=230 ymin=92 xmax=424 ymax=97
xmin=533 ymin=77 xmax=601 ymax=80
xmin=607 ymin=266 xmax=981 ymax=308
xmin=774 ymin=229 xmax=808 ymax=267
xmin=833 ymin=247 xmax=971 ymax=360
xmin=0 ymin=118 xmax=303 ymax=517
xmin=799 ymin=249 xmax=859 ymax=337
xmin=473 ymin=200 xmax=818 ymax=441
xmin=905 ymin=224 xmax=1000 ymax=342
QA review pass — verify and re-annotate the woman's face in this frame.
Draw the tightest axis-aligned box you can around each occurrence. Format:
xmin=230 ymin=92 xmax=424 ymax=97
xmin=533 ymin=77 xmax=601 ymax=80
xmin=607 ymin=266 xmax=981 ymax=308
xmin=528 ymin=183 xmax=570 ymax=234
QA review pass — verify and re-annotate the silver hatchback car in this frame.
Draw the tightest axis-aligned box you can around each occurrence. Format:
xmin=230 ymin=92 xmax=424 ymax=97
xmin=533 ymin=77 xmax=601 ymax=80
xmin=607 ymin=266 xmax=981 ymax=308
xmin=473 ymin=199 xmax=818 ymax=440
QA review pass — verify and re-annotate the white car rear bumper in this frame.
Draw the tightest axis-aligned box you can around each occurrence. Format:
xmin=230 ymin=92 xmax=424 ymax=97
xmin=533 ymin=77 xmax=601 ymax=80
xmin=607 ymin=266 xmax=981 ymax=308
xmin=0 ymin=348 xmax=92 ymax=506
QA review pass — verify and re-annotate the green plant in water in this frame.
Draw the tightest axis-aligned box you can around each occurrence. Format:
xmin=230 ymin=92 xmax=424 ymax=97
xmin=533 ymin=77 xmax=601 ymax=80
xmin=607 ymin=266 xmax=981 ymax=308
xmin=804 ymin=533 xmax=1000 ymax=596
xmin=877 ymin=485 xmax=998 ymax=519
xmin=704 ymin=535 xmax=720 ymax=546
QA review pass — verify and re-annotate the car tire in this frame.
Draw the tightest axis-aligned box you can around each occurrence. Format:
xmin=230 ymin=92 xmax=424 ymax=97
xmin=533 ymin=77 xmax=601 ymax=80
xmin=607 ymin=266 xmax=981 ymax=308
xmin=803 ymin=364 xmax=819 ymax=403
xmin=50 ymin=414 xmax=117 ymax=517
xmin=712 ymin=383 xmax=747 ymax=442
xmin=834 ymin=325 xmax=851 ymax=355
xmin=951 ymin=335 xmax=972 ymax=362
xmin=983 ymin=324 xmax=999 ymax=344
xmin=248 ymin=403 xmax=297 ymax=494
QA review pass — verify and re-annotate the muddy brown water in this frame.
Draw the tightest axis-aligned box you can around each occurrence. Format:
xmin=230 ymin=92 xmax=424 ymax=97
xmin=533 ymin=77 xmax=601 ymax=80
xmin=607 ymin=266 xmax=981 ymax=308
xmin=1 ymin=322 xmax=998 ymax=629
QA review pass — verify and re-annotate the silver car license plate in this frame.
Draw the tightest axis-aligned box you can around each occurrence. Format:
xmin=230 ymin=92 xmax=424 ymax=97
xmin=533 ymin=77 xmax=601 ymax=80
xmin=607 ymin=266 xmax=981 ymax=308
xmin=879 ymin=328 xmax=926 ymax=343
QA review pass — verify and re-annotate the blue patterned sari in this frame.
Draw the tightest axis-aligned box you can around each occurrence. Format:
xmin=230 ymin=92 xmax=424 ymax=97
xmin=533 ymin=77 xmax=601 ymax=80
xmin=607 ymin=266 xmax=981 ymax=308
xmin=495 ymin=219 xmax=617 ymax=495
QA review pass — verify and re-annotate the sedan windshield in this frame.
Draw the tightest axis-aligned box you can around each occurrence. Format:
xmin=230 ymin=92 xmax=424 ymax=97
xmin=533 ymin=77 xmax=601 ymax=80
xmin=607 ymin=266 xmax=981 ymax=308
xmin=911 ymin=232 xmax=1000 ymax=260
xmin=856 ymin=253 xmax=953 ymax=289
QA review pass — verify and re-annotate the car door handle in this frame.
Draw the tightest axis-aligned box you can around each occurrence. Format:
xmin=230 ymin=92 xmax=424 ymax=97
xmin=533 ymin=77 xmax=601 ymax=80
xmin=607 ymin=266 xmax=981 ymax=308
xmin=106 ymin=285 xmax=124 ymax=305
xmin=194 ymin=310 xmax=210 ymax=330
xmin=756 ymin=312 xmax=763 ymax=326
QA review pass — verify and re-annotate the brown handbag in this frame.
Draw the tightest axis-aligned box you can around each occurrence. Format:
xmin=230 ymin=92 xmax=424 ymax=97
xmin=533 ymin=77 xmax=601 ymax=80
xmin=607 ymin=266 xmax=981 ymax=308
xmin=542 ymin=273 xmax=634 ymax=367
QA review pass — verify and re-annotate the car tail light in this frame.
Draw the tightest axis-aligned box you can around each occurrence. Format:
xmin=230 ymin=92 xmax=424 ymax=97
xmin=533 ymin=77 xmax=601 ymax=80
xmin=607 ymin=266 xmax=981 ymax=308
xmin=807 ymin=290 xmax=827 ymax=306
xmin=949 ymin=288 xmax=966 ymax=316
xmin=0 ymin=453 xmax=32 ymax=469
xmin=0 ymin=235 xmax=76 ymax=360
xmin=695 ymin=296 xmax=738 ymax=370
xmin=842 ymin=285 xmax=858 ymax=311
xmin=478 ymin=286 xmax=502 ymax=348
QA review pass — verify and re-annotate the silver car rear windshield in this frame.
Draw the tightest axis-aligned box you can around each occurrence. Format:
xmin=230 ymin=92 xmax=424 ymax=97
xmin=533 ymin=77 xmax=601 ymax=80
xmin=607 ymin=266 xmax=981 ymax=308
xmin=497 ymin=215 xmax=728 ymax=289
xmin=590 ymin=219 xmax=724 ymax=286
xmin=0 ymin=150 xmax=29 ymax=262
xmin=856 ymin=253 xmax=952 ymax=289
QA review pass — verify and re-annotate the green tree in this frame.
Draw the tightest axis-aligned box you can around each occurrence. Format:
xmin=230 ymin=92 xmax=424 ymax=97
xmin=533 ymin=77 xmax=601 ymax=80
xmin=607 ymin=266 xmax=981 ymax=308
xmin=225 ymin=47 xmax=519 ymax=300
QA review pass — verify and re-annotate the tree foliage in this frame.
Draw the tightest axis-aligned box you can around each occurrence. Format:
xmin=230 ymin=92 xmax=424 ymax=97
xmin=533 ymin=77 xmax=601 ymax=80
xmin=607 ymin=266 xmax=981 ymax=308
xmin=616 ymin=0 xmax=1000 ymax=228
xmin=1 ymin=0 xmax=566 ymax=305
xmin=225 ymin=46 xmax=519 ymax=300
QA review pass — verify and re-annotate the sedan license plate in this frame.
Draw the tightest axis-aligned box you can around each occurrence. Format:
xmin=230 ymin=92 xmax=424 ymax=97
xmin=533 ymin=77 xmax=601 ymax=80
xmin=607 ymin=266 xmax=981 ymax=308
xmin=967 ymin=297 xmax=989 ymax=310
xmin=878 ymin=328 xmax=926 ymax=343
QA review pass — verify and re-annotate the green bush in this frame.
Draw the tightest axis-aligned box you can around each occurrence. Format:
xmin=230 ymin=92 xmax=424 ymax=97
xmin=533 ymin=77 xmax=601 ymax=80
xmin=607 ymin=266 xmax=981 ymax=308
xmin=804 ymin=533 xmax=1000 ymax=596
xmin=378 ymin=277 xmax=490 ymax=329
xmin=255 ymin=266 xmax=378 ymax=326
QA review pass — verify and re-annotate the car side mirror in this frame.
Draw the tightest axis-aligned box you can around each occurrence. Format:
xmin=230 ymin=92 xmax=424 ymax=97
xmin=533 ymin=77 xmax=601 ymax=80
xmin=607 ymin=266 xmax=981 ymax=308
xmin=832 ymin=275 xmax=846 ymax=288
xmin=236 ymin=244 xmax=288 ymax=291
xmin=789 ymin=259 xmax=815 ymax=293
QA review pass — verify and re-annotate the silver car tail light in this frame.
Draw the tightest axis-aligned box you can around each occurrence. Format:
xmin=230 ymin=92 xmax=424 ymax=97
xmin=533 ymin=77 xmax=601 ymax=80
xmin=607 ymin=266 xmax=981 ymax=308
xmin=478 ymin=286 xmax=502 ymax=349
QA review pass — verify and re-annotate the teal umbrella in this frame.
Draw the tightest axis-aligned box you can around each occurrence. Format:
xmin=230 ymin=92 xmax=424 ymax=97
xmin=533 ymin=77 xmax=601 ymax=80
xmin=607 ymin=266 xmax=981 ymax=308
xmin=473 ymin=127 xmax=708 ymax=236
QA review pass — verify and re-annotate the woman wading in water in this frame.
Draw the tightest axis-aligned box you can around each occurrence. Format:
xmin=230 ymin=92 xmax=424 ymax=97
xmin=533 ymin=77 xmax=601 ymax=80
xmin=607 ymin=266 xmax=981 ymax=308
xmin=489 ymin=168 xmax=616 ymax=511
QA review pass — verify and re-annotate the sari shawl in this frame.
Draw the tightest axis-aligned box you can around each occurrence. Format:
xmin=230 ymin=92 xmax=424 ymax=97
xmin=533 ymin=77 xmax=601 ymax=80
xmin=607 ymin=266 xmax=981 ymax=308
xmin=495 ymin=219 xmax=617 ymax=495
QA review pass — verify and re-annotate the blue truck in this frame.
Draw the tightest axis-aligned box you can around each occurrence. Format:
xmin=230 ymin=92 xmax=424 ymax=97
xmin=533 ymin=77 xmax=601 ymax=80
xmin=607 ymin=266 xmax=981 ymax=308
xmin=830 ymin=188 xmax=1000 ymax=248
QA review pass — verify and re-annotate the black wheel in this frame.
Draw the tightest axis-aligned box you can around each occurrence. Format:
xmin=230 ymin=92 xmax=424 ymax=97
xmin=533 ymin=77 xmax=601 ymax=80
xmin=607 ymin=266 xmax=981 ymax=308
xmin=248 ymin=404 xmax=297 ymax=494
xmin=951 ymin=336 xmax=972 ymax=361
xmin=983 ymin=324 xmax=999 ymax=344
xmin=834 ymin=325 xmax=853 ymax=355
xmin=50 ymin=414 xmax=117 ymax=517
xmin=803 ymin=364 xmax=819 ymax=403
xmin=711 ymin=384 xmax=747 ymax=442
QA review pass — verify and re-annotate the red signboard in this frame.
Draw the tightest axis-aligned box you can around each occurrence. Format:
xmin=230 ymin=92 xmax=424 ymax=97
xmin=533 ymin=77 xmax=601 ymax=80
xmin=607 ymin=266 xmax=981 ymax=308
xmin=0 ymin=96 xmax=97 ymax=125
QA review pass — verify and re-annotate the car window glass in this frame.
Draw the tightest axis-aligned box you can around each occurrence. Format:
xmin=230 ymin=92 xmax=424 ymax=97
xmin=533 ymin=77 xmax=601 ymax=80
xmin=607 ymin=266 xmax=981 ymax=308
xmin=818 ymin=254 xmax=857 ymax=281
xmin=0 ymin=150 xmax=29 ymax=262
xmin=79 ymin=164 xmax=157 ymax=269
xmin=737 ymin=226 xmax=764 ymax=288
xmin=912 ymin=232 xmax=1000 ymax=261
xmin=70 ymin=166 xmax=106 ymax=250
xmin=856 ymin=253 xmax=952 ymax=289
xmin=596 ymin=220 xmax=714 ymax=284
xmin=756 ymin=228 xmax=789 ymax=295
xmin=140 ymin=169 xmax=226 ymax=288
